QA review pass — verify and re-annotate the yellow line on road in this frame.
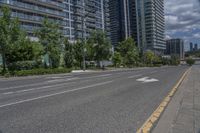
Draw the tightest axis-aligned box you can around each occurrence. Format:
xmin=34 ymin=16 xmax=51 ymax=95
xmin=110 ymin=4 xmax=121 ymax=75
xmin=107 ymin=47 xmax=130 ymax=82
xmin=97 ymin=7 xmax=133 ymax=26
xmin=136 ymin=67 xmax=191 ymax=133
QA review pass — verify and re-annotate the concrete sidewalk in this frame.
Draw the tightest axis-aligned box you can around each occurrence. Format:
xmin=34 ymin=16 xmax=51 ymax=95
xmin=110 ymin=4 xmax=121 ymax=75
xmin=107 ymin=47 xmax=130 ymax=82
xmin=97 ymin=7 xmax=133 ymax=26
xmin=153 ymin=65 xmax=200 ymax=133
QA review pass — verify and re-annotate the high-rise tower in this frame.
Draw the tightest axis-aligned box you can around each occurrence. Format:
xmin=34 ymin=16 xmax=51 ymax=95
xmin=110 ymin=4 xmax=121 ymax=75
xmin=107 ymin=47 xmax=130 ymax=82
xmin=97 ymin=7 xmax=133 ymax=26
xmin=109 ymin=0 xmax=165 ymax=53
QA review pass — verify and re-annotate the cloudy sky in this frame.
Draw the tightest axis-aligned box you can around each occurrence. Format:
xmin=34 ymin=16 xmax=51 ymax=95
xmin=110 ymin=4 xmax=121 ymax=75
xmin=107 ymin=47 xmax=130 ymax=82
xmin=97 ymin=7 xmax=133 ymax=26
xmin=165 ymin=0 xmax=200 ymax=50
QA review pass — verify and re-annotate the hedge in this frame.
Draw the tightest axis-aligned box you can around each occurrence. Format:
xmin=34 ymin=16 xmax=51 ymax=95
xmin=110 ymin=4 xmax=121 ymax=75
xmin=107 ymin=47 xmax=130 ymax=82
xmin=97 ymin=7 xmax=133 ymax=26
xmin=4 ymin=68 xmax=72 ymax=77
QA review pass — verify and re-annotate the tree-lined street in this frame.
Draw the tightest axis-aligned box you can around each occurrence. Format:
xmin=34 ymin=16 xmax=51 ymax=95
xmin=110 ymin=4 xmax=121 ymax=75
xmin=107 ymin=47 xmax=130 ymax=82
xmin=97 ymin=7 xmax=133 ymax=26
xmin=0 ymin=66 xmax=188 ymax=133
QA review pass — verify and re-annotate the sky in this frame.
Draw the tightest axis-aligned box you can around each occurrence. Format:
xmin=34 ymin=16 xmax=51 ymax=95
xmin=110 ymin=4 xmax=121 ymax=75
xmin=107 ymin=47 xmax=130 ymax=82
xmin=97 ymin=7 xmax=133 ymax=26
xmin=165 ymin=0 xmax=200 ymax=51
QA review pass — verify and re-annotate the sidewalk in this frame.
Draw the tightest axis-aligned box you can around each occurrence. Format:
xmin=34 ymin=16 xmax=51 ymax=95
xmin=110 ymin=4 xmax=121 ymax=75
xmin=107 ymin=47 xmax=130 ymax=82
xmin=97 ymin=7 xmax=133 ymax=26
xmin=153 ymin=65 xmax=200 ymax=133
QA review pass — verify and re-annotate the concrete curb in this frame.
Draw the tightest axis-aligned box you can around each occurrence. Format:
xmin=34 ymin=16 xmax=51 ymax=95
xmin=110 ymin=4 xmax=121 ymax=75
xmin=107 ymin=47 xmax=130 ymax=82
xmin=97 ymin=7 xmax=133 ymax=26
xmin=136 ymin=67 xmax=191 ymax=133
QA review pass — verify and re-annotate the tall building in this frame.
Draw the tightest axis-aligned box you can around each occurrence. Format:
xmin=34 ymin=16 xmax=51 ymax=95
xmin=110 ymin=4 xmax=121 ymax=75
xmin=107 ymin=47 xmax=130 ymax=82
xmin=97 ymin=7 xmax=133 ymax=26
xmin=194 ymin=43 xmax=198 ymax=51
xmin=165 ymin=39 xmax=185 ymax=60
xmin=190 ymin=42 xmax=194 ymax=52
xmin=109 ymin=0 xmax=124 ymax=46
xmin=109 ymin=0 xmax=165 ymax=53
xmin=0 ymin=0 xmax=109 ymax=41
xmin=136 ymin=0 xmax=166 ymax=53
xmin=72 ymin=0 xmax=110 ymax=40
xmin=0 ymin=0 xmax=68 ymax=39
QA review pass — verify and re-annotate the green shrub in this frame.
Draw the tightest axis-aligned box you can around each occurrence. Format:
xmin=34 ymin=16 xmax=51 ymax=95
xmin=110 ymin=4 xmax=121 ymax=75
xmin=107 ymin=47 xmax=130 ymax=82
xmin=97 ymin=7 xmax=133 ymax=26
xmin=7 ymin=61 xmax=39 ymax=71
xmin=161 ymin=58 xmax=171 ymax=65
xmin=186 ymin=58 xmax=195 ymax=66
xmin=9 ymin=68 xmax=72 ymax=77
xmin=170 ymin=55 xmax=180 ymax=66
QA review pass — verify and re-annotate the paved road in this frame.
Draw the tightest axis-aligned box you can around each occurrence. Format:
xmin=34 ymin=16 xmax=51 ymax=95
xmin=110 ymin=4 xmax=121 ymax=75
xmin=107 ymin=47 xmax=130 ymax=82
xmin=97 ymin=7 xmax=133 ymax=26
xmin=0 ymin=66 xmax=188 ymax=133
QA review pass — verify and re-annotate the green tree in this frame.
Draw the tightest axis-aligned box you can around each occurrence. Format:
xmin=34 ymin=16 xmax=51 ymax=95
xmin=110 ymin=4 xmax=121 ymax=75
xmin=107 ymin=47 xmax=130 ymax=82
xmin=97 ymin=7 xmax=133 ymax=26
xmin=64 ymin=38 xmax=74 ymax=68
xmin=117 ymin=37 xmax=139 ymax=67
xmin=88 ymin=30 xmax=112 ymax=67
xmin=31 ymin=41 xmax=44 ymax=65
xmin=112 ymin=52 xmax=122 ymax=67
xmin=73 ymin=40 xmax=83 ymax=68
xmin=0 ymin=6 xmax=41 ymax=72
xmin=35 ymin=18 xmax=62 ymax=68
xmin=0 ymin=6 xmax=15 ymax=72
xmin=143 ymin=51 xmax=155 ymax=65
xmin=85 ymin=39 xmax=95 ymax=62
xmin=170 ymin=55 xmax=180 ymax=66
xmin=186 ymin=58 xmax=195 ymax=66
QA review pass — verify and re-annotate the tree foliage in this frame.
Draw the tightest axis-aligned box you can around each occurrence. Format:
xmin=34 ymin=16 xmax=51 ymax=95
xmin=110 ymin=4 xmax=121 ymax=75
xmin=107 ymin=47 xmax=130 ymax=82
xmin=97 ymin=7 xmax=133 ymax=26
xmin=116 ymin=37 xmax=139 ymax=67
xmin=186 ymin=58 xmax=195 ymax=66
xmin=87 ymin=30 xmax=112 ymax=67
xmin=35 ymin=18 xmax=62 ymax=68
xmin=143 ymin=51 xmax=155 ymax=65
xmin=64 ymin=38 xmax=74 ymax=68
xmin=170 ymin=55 xmax=180 ymax=66
xmin=0 ymin=6 xmax=44 ymax=71
xmin=73 ymin=40 xmax=83 ymax=68
xmin=0 ymin=6 xmax=16 ymax=72
xmin=112 ymin=52 xmax=122 ymax=67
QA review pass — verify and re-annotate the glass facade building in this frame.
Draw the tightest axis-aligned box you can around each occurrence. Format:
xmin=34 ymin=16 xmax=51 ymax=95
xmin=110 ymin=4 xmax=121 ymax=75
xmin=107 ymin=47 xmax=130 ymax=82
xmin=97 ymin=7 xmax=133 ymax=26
xmin=109 ymin=0 xmax=165 ymax=53
xmin=0 ymin=0 xmax=109 ymax=41
xmin=72 ymin=0 xmax=110 ymax=40
xmin=166 ymin=39 xmax=185 ymax=60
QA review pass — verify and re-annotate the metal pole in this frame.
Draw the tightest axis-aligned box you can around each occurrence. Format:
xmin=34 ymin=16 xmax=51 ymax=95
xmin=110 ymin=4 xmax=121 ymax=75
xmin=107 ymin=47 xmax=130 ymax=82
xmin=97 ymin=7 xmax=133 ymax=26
xmin=82 ymin=0 xmax=86 ymax=71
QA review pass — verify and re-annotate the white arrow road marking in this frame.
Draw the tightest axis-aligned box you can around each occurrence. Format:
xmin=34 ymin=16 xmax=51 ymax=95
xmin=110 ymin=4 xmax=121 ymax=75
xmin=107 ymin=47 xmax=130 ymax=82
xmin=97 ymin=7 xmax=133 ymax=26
xmin=136 ymin=77 xmax=149 ymax=82
xmin=136 ymin=77 xmax=159 ymax=83
xmin=143 ymin=78 xmax=159 ymax=83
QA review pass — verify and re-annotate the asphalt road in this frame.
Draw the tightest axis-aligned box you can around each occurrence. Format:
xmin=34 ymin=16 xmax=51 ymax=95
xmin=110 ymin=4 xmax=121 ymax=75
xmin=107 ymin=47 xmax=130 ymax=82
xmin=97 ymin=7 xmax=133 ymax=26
xmin=0 ymin=66 xmax=188 ymax=133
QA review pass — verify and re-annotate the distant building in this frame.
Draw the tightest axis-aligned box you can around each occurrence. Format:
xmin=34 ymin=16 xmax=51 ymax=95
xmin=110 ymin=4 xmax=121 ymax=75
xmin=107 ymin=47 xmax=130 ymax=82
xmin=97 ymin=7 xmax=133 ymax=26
xmin=194 ymin=43 xmax=198 ymax=51
xmin=190 ymin=42 xmax=193 ymax=52
xmin=165 ymin=39 xmax=185 ymax=60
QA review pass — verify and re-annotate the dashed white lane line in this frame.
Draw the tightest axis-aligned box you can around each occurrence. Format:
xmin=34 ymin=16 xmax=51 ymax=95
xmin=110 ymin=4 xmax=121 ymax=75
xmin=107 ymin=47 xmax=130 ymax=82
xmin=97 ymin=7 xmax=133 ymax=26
xmin=46 ymin=78 xmax=79 ymax=83
xmin=0 ymin=81 xmax=113 ymax=108
xmin=149 ymin=71 xmax=158 ymax=74
xmin=87 ymin=74 xmax=112 ymax=79
xmin=0 ymin=82 xmax=48 ymax=91
xmin=45 ymin=76 xmax=73 ymax=79
xmin=2 ymin=82 xmax=77 ymax=95
xmin=3 ymin=92 xmax=14 ymax=95
xmin=0 ymin=74 xmax=112 ymax=91
xmin=128 ymin=74 xmax=143 ymax=79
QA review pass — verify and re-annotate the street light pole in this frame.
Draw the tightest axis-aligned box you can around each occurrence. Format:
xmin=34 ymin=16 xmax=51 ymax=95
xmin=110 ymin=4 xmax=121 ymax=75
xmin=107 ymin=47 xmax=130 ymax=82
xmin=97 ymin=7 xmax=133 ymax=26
xmin=80 ymin=0 xmax=96 ymax=71
xmin=81 ymin=0 xmax=86 ymax=71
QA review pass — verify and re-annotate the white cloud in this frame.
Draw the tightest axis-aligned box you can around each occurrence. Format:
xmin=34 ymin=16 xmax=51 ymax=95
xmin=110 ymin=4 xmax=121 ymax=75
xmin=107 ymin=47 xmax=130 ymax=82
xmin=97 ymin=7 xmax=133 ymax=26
xmin=165 ymin=0 xmax=200 ymax=42
xmin=193 ymin=33 xmax=200 ymax=38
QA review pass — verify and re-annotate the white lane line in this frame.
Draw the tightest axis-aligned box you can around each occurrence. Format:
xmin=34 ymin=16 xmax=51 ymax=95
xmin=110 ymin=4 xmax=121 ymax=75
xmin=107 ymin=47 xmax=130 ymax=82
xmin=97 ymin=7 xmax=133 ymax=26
xmin=46 ymin=77 xmax=63 ymax=79
xmin=128 ymin=74 xmax=143 ymax=79
xmin=0 ymin=80 xmax=113 ymax=108
xmin=46 ymin=76 xmax=73 ymax=79
xmin=149 ymin=71 xmax=158 ymax=74
xmin=87 ymin=74 xmax=112 ymax=79
xmin=3 ymin=92 xmax=14 ymax=95
xmin=0 ymin=78 xmax=78 ymax=91
xmin=3 ymin=82 xmax=77 ymax=95
xmin=46 ymin=78 xmax=79 ymax=83
xmin=0 ymin=74 xmax=112 ymax=91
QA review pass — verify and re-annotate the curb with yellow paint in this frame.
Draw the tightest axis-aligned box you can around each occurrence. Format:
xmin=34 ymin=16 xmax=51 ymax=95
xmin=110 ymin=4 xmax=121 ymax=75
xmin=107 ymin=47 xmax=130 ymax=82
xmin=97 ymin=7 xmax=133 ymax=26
xmin=136 ymin=67 xmax=191 ymax=133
